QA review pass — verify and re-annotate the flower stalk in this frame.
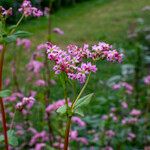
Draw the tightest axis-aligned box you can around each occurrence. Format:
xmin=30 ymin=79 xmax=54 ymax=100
xmin=0 ymin=46 xmax=9 ymax=150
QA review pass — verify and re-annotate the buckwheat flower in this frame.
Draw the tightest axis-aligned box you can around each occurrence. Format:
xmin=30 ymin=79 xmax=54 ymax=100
xmin=105 ymin=130 xmax=115 ymax=138
xmin=77 ymin=137 xmax=89 ymax=145
xmin=46 ymin=99 xmax=66 ymax=114
xmin=70 ymin=130 xmax=78 ymax=140
xmin=130 ymin=109 xmax=141 ymax=116
xmin=72 ymin=116 xmax=86 ymax=127
xmin=127 ymin=132 xmax=136 ymax=141
xmin=19 ymin=0 xmax=43 ymax=17
xmin=0 ymin=7 xmax=12 ymax=17
xmin=0 ymin=44 xmax=3 ymax=52
xmin=101 ymin=115 xmax=109 ymax=120
xmin=144 ymin=75 xmax=150 ymax=85
xmin=35 ymin=79 xmax=46 ymax=87
xmin=35 ymin=143 xmax=46 ymax=150
xmin=18 ymin=0 xmax=33 ymax=17
xmin=106 ymin=50 xmax=123 ymax=62
xmin=16 ymin=38 xmax=31 ymax=49
xmin=16 ymin=102 xmax=24 ymax=111
xmin=53 ymin=27 xmax=64 ymax=35
xmin=27 ymin=60 xmax=44 ymax=74
xmin=37 ymin=43 xmax=46 ymax=51
xmin=121 ymin=101 xmax=128 ymax=109
xmin=32 ymin=7 xmax=43 ymax=17
xmin=30 ymin=131 xmax=48 ymax=146
xmin=104 ymin=146 xmax=114 ymax=150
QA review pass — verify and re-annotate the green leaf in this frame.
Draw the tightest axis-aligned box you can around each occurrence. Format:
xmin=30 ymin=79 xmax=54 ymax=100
xmin=4 ymin=35 xmax=16 ymax=43
xmin=74 ymin=93 xmax=94 ymax=110
xmin=56 ymin=105 xmax=67 ymax=115
xmin=7 ymin=130 xmax=18 ymax=147
xmin=74 ymin=109 xmax=84 ymax=117
xmin=13 ymin=30 xmax=31 ymax=38
xmin=0 ymin=90 xmax=11 ymax=98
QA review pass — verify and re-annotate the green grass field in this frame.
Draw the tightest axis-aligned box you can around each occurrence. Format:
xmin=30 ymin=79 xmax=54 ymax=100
xmin=4 ymin=0 xmax=149 ymax=108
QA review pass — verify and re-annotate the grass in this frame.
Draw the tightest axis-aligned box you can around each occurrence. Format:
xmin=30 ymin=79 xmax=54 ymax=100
xmin=4 ymin=0 xmax=149 ymax=107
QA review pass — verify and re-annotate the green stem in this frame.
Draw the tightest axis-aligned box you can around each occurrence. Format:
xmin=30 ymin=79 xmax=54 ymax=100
xmin=71 ymin=73 xmax=91 ymax=109
xmin=10 ymin=14 xmax=24 ymax=34
xmin=64 ymin=73 xmax=91 ymax=150
xmin=10 ymin=109 xmax=16 ymax=130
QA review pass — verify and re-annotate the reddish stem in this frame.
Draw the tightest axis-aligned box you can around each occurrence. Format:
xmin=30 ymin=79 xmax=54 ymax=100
xmin=64 ymin=117 xmax=72 ymax=150
xmin=0 ymin=47 xmax=9 ymax=150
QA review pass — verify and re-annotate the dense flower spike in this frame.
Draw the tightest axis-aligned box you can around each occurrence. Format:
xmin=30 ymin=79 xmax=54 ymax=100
xmin=46 ymin=42 xmax=123 ymax=83
xmin=18 ymin=0 xmax=43 ymax=17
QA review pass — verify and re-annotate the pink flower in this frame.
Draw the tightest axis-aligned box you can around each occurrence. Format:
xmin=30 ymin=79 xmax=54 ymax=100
xmin=112 ymin=82 xmax=133 ymax=94
xmin=16 ymin=38 xmax=31 ymax=49
xmin=44 ymin=7 xmax=50 ymax=16
xmin=70 ymin=130 xmax=78 ymax=140
xmin=46 ymin=99 xmax=67 ymax=114
xmin=19 ymin=0 xmax=43 ymax=17
xmin=16 ymin=96 xmax=35 ymax=111
xmin=144 ymin=75 xmax=150 ymax=85
xmin=72 ymin=116 xmax=86 ymax=127
xmin=121 ymin=101 xmax=128 ymax=109
xmin=37 ymin=43 xmax=46 ymax=51
xmin=105 ymin=130 xmax=115 ymax=138
xmin=104 ymin=146 xmax=114 ymax=150
xmin=27 ymin=60 xmax=44 ymax=74
xmin=53 ymin=27 xmax=64 ymax=35
xmin=35 ymin=143 xmax=46 ymax=150
xmin=127 ymin=132 xmax=136 ymax=141
xmin=130 ymin=109 xmax=141 ymax=116
xmin=35 ymin=79 xmax=46 ymax=87
xmin=77 ymin=137 xmax=88 ymax=145
xmin=0 ymin=6 xmax=12 ymax=17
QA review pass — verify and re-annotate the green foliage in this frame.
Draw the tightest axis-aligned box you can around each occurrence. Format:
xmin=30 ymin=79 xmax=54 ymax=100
xmin=74 ymin=93 xmax=94 ymax=110
xmin=0 ymin=90 xmax=11 ymax=98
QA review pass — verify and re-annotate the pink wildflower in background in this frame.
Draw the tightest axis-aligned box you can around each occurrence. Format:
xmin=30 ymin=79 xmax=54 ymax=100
xmin=112 ymin=82 xmax=133 ymax=94
xmin=130 ymin=109 xmax=141 ymax=116
xmin=35 ymin=143 xmax=46 ymax=150
xmin=4 ymin=78 xmax=11 ymax=87
xmin=144 ymin=75 xmax=150 ymax=85
xmin=127 ymin=132 xmax=136 ymax=141
xmin=0 ymin=6 xmax=12 ymax=17
xmin=53 ymin=27 xmax=64 ymax=35
xmin=18 ymin=0 xmax=43 ymax=17
xmin=105 ymin=130 xmax=115 ymax=138
xmin=72 ymin=116 xmax=86 ymax=127
xmin=16 ymin=38 xmax=31 ymax=49
xmin=35 ymin=79 xmax=47 ymax=87
xmin=121 ymin=101 xmax=128 ymax=109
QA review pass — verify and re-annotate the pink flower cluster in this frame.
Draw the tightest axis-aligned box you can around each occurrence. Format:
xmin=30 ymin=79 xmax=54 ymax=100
xmin=16 ymin=38 xmax=31 ymax=49
xmin=144 ymin=75 xmax=150 ymax=85
xmin=18 ymin=0 xmax=43 ymax=17
xmin=16 ymin=96 xmax=35 ymax=111
xmin=72 ymin=116 xmax=86 ymax=127
xmin=70 ymin=130 xmax=88 ymax=145
xmin=127 ymin=132 xmax=136 ymax=141
xmin=30 ymin=130 xmax=48 ymax=149
xmin=53 ymin=27 xmax=64 ymax=35
xmin=112 ymin=82 xmax=133 ymax=94
xmin=0 ymin=6 xmax=12 ymax=17
xmin=46 ymin=42 xmax=122 ymax=83
xmin=105 ymin=130 xmax=116 ymax=138
xmin=130 ymin=109 xmax=141 ymax=116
